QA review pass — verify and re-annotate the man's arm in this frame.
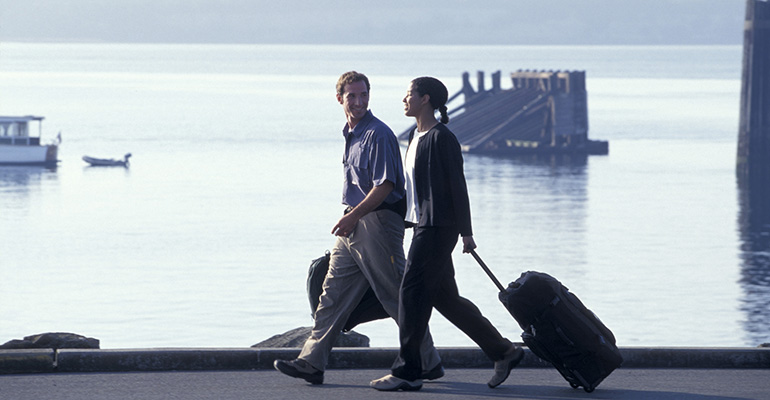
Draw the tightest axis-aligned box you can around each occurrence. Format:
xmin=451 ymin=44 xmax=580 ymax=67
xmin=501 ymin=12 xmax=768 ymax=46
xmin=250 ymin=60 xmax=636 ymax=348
xmin=332 ymin=180 xmax=394 ymax=237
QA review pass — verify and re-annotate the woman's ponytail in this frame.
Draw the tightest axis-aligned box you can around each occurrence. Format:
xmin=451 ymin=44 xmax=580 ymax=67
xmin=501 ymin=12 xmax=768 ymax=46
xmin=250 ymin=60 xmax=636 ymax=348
xmin=439 ymin=105 xmax=449 ymax=124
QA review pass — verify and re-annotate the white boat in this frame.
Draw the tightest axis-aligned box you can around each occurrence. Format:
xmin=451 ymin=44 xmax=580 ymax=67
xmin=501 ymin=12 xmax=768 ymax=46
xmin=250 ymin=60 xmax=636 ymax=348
xmin=0 ymin=116 xmax=60 ymax=166
xmin=82 ymin=153 xmax=131 ymax=167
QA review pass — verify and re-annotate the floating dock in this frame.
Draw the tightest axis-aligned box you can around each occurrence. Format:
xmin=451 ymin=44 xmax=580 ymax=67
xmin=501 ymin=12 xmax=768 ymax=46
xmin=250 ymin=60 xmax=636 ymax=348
xmin=400 ymin=70 xmax=608 ymax=155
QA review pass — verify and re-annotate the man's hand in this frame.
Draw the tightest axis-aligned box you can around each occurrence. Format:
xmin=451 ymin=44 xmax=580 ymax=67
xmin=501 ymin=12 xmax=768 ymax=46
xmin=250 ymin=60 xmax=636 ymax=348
xmin=332 ymin=181 xmax=394 ymax=237
xmin=332 ymin=213 xmax=358 ymax=237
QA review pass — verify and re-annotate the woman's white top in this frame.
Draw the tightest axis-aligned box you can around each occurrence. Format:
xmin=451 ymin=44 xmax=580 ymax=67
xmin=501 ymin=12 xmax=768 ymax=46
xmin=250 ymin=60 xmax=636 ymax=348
xmin=404 ymin=128 xmax=430 ymax=224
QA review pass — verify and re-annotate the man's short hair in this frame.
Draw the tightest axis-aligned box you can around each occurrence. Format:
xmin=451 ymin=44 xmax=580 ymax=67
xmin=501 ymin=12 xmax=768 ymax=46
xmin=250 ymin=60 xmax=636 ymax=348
xmin=336 ymin=71 xmax=370 ymax=96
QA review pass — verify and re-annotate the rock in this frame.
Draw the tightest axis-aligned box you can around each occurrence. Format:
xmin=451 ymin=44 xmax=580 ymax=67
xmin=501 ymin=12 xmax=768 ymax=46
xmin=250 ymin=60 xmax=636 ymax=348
xmin=760 ymin=343 xmax=769 ymax=348
xmin=251 ymin=327 xmax=370 ymax=348
xmin=0 ymin=332 xmax=99 ymax=350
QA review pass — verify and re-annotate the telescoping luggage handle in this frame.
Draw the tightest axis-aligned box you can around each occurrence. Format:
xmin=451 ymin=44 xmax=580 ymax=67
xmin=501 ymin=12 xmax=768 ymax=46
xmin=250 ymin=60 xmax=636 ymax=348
xmin=469 ymin=250 xmax=506 ymax=293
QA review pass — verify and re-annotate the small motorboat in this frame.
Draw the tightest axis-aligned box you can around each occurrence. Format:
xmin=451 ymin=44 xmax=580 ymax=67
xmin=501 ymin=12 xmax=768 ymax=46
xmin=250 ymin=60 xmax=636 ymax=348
xmin=82 ymin=153 xmax=132 ymax=167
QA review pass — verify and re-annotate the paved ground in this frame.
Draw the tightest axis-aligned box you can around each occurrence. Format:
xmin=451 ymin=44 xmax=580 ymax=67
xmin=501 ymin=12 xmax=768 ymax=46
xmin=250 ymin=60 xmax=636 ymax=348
xmin=2 ymin=368 xmax=769 ymax=400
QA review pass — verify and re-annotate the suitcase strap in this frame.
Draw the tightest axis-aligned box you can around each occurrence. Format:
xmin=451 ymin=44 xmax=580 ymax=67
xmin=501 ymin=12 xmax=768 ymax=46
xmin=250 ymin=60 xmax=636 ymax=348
xmin=529 ymin=295 xmax=561 ymax=325
xmin=529 ymin=296 xmax=571 ymax=343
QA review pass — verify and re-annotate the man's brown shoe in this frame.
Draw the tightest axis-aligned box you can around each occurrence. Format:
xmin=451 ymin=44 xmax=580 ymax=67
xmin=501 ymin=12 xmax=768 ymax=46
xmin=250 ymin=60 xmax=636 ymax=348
xmin=274 ymin=359 xmax=324 ymax=385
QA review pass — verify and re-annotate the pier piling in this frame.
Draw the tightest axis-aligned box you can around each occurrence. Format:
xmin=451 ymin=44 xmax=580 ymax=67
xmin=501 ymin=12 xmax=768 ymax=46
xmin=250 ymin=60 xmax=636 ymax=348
xmin=737 ymin=0 xmax=770 ymax=187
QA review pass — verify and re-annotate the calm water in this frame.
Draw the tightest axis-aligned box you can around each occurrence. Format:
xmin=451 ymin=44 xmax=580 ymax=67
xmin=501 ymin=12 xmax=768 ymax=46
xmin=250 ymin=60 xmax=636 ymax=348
xmin=1 ymin=43 xmax=768 ymax=349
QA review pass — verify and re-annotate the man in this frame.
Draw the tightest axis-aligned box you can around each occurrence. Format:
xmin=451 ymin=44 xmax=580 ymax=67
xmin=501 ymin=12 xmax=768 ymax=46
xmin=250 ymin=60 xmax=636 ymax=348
xmin=273 ymin=71 xmax=442 ymax=385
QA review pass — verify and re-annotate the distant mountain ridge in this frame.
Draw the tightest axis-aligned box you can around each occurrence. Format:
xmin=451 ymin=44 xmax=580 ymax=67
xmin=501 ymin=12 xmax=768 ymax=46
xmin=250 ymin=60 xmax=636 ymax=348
xmin=0 ymin=0 xmax=746 ymax=45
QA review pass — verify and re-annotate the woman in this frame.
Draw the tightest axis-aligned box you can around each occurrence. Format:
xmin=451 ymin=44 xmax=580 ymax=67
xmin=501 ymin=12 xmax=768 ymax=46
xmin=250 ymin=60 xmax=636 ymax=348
xmin=370 ymin=77 xmax=524 ymax=391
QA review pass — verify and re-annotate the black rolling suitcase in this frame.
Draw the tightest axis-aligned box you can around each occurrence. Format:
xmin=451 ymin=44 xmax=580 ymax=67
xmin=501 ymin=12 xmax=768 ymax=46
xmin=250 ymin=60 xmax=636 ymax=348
xmin=471 ymin=251 xmax=622 ymax=393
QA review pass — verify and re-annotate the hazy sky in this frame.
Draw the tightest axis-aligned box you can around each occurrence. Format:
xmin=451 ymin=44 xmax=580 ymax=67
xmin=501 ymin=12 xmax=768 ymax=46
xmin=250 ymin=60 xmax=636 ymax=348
xmin=0 ymin=0 xmax=749 ymax=45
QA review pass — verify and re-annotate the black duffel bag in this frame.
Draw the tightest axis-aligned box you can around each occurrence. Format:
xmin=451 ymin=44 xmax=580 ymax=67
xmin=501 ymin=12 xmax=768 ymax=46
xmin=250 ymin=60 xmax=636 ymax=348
xmin=306 ymin=251 xmax=389 ymax=331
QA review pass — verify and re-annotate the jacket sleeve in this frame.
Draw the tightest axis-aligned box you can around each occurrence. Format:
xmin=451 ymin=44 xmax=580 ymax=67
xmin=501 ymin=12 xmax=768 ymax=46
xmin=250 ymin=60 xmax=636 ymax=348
xmin=436 ymin=128 xmax=473 ymax=237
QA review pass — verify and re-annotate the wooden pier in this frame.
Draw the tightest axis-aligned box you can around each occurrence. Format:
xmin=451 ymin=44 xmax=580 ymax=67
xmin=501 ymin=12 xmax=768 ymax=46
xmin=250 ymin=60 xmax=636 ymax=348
xmin=736 ymin=1 xmax=770 ymax=321
xmin=737 ymin=0 xmax=770 ymax=187
xmin=400 ymin=70 xmax=608 ymax=155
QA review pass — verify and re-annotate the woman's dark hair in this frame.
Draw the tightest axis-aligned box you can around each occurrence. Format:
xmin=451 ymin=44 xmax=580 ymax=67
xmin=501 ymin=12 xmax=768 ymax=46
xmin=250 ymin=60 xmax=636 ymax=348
xmin=411 ymin=77 xmax=449 ymax=124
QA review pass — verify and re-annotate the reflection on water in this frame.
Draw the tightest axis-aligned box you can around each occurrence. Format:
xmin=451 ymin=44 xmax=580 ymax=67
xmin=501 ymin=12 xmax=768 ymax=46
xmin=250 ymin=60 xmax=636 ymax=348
xmin=0 ymin=166 xmax=59 ymax=198
xmin=737 ymin=179 xmax=770 ymax=346
xmin=0 ymin=165 xmax=58 ymax=185
xmin=463 ymin=153 xmax=589 ymax=277
xmin=0 ymin=166 xmax=59 ymax=222
xmin=467 ymin=153 xmax=589 ymax=171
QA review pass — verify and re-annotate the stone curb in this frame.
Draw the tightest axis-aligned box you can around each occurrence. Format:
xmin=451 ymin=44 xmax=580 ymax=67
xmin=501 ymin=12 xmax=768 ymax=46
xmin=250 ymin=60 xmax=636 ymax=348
xmin=0 ymin=349 xmax=56 ymax=374
xmin=1 ymin=347 xmax=768 ymax=374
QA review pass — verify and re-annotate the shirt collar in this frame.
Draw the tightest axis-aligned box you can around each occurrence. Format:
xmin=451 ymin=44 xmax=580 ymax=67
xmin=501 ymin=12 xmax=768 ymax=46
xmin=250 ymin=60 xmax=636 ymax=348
xmin=342 ymin=110 xmax=374 ymax=138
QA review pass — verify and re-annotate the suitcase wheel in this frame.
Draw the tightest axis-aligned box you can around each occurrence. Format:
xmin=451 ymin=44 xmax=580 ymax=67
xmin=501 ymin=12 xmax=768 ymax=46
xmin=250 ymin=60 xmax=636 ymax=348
xmin=570 ymin=382 xmax=595 ymax=393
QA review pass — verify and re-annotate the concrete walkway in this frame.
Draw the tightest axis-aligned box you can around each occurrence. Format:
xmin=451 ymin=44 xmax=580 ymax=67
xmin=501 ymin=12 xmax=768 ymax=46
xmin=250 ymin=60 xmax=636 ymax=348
xmin=2 ymin=368 xmax=770 ymax=399
xmin=1 ymin=347 xmax=768 ymax=399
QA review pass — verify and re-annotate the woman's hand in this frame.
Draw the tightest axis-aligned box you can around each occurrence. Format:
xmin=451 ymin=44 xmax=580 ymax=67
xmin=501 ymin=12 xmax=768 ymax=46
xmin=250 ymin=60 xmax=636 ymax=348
xmin=462 ymin=235 xmax=477 ymax=253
